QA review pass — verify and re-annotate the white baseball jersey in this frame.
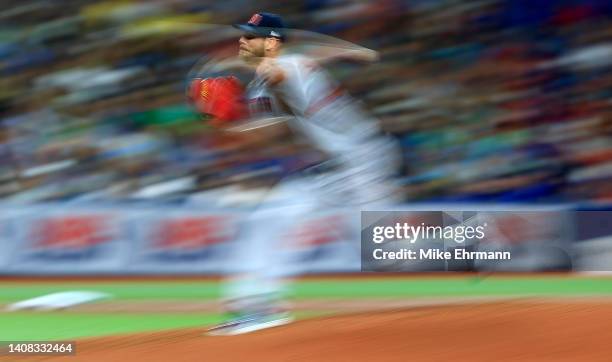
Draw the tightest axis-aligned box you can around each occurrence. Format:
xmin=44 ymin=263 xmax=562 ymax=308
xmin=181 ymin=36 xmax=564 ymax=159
xmin=246 ymin=53 xmax=400 ymax=205
xmin=246 ymin=54 xmax=383 ymax=156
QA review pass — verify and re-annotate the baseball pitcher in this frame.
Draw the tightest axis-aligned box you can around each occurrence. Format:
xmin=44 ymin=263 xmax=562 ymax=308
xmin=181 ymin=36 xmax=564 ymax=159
xmin=190 ymin=12 xmax=401 ymax=335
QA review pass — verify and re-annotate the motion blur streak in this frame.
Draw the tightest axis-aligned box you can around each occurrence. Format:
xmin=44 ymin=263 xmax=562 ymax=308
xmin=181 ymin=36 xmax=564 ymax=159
xmin=0 ymin=1 xmax=610 ymax=203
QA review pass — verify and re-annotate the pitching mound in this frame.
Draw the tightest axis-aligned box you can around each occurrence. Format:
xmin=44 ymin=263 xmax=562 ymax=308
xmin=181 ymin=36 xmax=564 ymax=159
xmin=9 ymin=300 xmax=612 ymax=362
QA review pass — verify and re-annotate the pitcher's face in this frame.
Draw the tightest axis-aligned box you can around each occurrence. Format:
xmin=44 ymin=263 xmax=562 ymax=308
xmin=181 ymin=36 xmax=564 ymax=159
xmin=238 ymin=35 xmax=265 ymax=62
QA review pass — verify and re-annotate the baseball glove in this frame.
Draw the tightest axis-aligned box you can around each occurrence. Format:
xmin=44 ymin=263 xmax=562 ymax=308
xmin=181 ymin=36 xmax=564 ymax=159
xmin=187 ymin=76 xmax=248 ymax=128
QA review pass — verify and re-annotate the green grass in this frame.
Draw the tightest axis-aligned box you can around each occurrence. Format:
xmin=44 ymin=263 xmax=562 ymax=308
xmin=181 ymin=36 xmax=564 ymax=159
xmin=1 ymin=276 xmax=611 ymax=340
xmin=0 ymin=313 xmax=224 ymax=340
xmin=0 ymin=283 xmax=220 ymax=303
xmin=1 ymin=277 xmax=612 ymax=303
xmin=294 ymin=277 xmax=612 ymax=298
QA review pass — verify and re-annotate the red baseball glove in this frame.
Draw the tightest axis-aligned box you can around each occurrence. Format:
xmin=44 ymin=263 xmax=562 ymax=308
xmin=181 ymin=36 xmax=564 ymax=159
xmin=187 ymin=76 xmax=248 ymax=128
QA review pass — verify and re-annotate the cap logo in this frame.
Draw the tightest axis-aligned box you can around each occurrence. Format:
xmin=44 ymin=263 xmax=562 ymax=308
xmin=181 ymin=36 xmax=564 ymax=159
xmin=248 ymin=13 xmax=263 ymax=25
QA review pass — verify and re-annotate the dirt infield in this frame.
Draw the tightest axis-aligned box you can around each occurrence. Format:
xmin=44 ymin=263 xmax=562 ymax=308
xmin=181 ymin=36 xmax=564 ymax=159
xmin=8 ymin=299 xmax=611 ymax=362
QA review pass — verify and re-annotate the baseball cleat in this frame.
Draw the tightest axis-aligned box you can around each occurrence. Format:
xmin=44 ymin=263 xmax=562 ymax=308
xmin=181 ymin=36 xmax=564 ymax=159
xmin=206 ymin=312 xmax=294 ymax=336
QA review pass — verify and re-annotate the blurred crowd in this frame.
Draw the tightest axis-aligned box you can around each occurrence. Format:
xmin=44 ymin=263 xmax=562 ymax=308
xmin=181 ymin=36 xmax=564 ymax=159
xmin=0 ymin=0 xmax=611 ymax=204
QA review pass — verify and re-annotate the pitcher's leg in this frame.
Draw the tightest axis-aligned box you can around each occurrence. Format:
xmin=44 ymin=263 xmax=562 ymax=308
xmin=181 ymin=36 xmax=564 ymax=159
xmin=209 ymin=177 xmax=315 ymax=335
